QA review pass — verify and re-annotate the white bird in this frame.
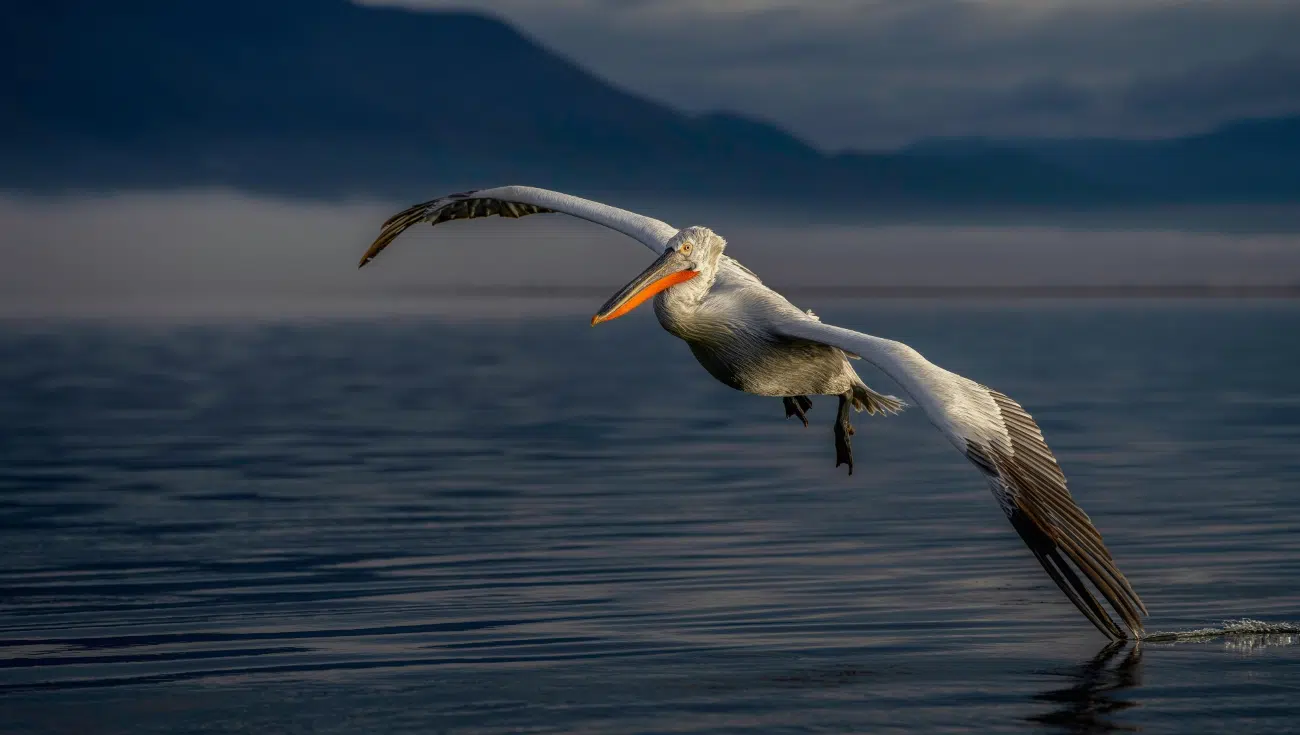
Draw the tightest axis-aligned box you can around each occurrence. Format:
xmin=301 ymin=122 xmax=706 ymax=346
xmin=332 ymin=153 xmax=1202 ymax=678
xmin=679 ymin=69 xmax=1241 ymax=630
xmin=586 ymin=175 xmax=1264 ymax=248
xmin=359 ymin=185 xmax=1147 ymax=641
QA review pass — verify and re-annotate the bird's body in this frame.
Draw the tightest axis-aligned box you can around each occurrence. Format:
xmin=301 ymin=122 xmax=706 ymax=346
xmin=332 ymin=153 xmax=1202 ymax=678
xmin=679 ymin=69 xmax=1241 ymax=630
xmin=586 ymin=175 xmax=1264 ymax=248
xmin=359 ymin=185 xmax=1147 ymax=641
xmin=653 ymin=247 xmax=892 ymax=408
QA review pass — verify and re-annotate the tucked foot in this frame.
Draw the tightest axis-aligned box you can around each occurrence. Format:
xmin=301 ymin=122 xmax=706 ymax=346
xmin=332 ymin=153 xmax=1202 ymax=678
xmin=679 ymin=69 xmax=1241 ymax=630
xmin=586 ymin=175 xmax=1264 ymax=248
xmin=834 ymin=393 xmax=854 ymax=474
xmin=783 ymin=395 xmax=813 ymax=427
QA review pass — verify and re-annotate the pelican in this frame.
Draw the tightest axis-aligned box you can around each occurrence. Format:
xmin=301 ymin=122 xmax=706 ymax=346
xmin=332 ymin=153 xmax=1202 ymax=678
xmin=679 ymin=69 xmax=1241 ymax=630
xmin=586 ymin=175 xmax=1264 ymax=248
xmin=358 ymin=185 xmax=1147 ymax=640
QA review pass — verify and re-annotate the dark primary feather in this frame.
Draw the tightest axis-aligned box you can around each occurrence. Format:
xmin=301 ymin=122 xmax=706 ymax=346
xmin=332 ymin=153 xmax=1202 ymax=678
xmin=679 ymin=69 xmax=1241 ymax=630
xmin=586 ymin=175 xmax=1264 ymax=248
xmin=967 ymin=390 xmax=1147 ymax=640
xmin=359 ymin=190 xmax=557 ymax=267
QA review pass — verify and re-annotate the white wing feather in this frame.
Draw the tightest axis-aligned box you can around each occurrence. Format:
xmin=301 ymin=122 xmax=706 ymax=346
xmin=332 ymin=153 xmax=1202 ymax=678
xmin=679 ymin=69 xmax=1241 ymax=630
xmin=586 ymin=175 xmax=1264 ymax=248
xmin=773 ymin=315 xmax=1147 ymax=640
xmin=359 ymin=186 xmax=678 ymax=266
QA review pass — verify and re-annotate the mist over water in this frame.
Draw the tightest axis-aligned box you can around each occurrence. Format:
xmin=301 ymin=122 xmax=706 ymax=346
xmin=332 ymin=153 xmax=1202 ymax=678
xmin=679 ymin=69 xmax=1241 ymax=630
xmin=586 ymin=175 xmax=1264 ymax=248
xmin=4 ymin=193 xmax=1300 ymax=320
xmin=2 ymin=299 xmax=1297 ymax=733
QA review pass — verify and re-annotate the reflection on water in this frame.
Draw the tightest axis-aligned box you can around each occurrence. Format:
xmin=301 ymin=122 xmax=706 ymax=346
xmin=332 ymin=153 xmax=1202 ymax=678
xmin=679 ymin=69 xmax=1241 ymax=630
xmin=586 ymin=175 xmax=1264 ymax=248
xmin=1 ymin=300 xmax=1298 ymax=733
xmin=1030 ymin=644 xmax=1142 ymax=734
xmin=1028 ymin=624 xmax=1300 ymax=734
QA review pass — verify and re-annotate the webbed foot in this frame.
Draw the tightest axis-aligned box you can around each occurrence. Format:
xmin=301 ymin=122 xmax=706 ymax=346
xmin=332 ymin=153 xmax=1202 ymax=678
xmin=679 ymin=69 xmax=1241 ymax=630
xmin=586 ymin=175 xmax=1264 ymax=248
xmin=783 ymin=395 xmax=813 ymax=427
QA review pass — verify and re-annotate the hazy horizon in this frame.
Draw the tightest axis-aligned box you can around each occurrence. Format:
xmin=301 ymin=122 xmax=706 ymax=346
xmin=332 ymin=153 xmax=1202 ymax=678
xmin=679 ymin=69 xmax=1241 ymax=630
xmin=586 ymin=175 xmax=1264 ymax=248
xmin=4 ymin=191 xmax=1300 ymax=321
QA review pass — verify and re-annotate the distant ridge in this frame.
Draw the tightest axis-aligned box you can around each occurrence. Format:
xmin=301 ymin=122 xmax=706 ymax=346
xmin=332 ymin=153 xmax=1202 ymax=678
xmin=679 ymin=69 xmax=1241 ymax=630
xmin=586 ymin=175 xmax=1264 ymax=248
xmin=907 ymin=116 xmax=1300 ymax=204
xmin=3 ymin=0 xmax=1298 ymax=206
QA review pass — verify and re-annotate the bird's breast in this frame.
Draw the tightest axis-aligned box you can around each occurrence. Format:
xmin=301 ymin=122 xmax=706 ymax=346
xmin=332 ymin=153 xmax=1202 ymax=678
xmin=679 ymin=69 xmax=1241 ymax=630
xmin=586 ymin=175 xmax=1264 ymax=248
xmin=674 ymin=322 xmax=855 ymax=397
xmin=654 ymin=287 xmax=856 ymax=397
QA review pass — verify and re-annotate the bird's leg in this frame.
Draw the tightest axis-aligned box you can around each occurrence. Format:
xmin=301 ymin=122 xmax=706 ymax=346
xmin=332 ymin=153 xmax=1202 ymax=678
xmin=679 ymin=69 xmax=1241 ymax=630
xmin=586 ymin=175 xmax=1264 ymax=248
xmin=834 ymin=392 xmax=855 ymax=474
xmin=783 ymin=395 xmax=813 ymax=427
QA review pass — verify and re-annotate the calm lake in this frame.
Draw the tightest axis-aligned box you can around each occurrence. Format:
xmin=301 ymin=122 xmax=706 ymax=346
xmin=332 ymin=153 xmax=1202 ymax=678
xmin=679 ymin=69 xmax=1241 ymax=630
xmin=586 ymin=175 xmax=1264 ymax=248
xmin=2 ymin=299 xmax=1298 ymax=733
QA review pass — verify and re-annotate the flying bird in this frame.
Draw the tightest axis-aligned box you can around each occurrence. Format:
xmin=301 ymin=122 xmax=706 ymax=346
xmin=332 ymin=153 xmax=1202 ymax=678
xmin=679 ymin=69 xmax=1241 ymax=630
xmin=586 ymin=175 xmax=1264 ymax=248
xmin=358 ymin=185 xmax=1147 ymax=640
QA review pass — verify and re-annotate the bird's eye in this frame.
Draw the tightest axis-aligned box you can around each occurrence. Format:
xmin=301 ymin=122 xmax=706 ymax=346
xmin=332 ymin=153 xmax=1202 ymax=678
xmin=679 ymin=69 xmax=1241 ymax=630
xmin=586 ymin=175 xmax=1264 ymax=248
xmin=680 ymin=243 xmax=693 ymax=255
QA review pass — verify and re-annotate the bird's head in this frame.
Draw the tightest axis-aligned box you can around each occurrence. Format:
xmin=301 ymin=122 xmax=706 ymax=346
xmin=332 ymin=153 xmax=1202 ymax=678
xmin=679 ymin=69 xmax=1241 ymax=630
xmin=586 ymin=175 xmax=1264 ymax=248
xmin=590 ymin=226 xmax=725 ymax=326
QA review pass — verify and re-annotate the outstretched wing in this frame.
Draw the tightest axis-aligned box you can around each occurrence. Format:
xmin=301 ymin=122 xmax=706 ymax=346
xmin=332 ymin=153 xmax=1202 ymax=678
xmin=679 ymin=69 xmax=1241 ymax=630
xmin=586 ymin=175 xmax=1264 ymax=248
xmin=359 ymin=186 xmax=679 ymax=267
xmin=773 ymin=316 xmax=1147 ymax=640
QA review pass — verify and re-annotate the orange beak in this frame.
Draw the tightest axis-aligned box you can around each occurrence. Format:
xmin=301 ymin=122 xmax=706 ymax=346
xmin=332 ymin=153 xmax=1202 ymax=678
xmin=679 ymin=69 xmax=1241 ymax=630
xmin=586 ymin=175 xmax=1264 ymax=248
xmin=591 ymin=249 xmax=699 ymax=326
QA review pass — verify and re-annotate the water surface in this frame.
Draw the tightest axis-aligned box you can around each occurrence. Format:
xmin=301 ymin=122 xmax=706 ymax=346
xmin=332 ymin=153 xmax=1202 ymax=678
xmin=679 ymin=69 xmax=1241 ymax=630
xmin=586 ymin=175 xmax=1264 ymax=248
xmin=2 ymin=300 xmax=1298 ymax=733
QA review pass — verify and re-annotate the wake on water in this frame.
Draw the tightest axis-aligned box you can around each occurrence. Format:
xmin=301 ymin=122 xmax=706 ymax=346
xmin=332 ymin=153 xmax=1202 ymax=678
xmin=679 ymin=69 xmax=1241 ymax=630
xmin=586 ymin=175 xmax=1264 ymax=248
xmin=1141 ymin=619 xmax=1300 ymax=649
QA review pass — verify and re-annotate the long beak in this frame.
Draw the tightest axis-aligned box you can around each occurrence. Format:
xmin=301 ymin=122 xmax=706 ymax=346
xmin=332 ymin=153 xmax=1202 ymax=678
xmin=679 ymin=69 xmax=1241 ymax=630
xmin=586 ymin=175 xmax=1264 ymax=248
xmin=591 ymin=249 xmax=699 ymax=326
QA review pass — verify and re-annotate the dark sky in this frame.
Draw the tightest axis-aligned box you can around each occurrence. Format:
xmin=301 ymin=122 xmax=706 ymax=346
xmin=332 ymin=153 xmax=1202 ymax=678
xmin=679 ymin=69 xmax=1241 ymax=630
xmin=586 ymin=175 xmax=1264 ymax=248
xmin=366 ymin=0 xmax=1300 ymax=149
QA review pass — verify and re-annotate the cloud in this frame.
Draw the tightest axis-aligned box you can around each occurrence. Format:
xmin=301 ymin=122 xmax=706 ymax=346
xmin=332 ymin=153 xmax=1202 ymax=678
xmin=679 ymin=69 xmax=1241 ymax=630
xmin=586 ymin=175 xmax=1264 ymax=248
xmin=359 ymin=0 xmax=1300 ymax=148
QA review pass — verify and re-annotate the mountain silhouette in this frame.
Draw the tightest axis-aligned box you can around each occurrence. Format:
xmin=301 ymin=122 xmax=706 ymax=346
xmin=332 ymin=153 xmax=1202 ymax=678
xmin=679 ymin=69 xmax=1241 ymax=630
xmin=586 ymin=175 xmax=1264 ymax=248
xmin=3 ymin=0 xmax=1296 ymax=206
xmin=910 ymin=116 xmax=1300 ymax=204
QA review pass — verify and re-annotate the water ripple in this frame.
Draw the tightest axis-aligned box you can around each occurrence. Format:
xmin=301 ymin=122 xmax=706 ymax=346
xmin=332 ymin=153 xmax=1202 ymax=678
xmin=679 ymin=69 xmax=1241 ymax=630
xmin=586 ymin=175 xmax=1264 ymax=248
xmin=2 ymin=303 xmax=1298 ymax=732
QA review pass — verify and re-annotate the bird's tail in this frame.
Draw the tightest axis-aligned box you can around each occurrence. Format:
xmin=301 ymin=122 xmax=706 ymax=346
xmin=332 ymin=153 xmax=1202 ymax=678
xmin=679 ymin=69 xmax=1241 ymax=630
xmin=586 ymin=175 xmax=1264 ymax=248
xmin=851 ymin=382 xmax=906 ymax=416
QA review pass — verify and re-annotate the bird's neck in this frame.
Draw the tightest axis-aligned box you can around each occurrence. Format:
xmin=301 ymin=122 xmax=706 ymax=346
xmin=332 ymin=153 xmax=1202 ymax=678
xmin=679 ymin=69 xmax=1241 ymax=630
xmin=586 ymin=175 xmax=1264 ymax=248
xmin=652 ymin=272 xmax=714 ymax=339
